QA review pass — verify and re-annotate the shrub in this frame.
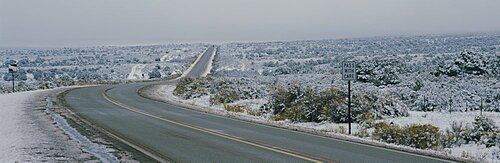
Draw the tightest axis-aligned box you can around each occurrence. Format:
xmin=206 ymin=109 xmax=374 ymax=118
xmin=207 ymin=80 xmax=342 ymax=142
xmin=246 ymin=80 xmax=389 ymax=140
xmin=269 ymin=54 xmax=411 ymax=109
xmin=358 ymin=112 xmax=376 ymax=128
xmin=271 ymin=114 xmax=287 ymax=121
xmin=173 ymin=77 xmax=212 ymax=99
xmin=355 ymin=127 xmax=370 ymax=138
xmin=265 ymin=84 xmax=407 ymax=123
xmin=209 ymin=86 xmax=240 ymax=105
xmin=352 ymin=93 xmax=408 ymax=121
xmin=441 ymin=121 xmax=472 ymax=148
xmin=374 ymin=122 xmax=441 ymax=149
xmin=471 ymin=116 xmax=497 ymax=143
xmin=481 ymin=130 xmax=500 ymax=148
xmin=282 ymin=105 xmax=306 ymax=122
xmin=265 ymin=83 xmax=305 ymax=115
xmin=223 ymin=104 xmax=245 ymax=113
xmin=405 ymin=124 xmax=441 ymax=149
xmin=373 ymin=122 xmax=405 ymax=144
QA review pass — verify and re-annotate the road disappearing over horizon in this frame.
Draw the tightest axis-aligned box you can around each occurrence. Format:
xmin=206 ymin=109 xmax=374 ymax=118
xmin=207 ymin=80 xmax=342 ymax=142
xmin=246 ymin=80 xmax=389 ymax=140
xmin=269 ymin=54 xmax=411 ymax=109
xmin=63 ymin=46 xmax=453 ymax=163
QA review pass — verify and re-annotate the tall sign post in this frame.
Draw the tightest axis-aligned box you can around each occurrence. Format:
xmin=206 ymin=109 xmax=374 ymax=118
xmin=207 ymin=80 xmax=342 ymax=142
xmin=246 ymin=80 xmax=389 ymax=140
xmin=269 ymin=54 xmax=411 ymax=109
xmin=342 ymin=61 xmax=356 ymax=135
xmin=8 ymin=63 xmax=17 ymax=92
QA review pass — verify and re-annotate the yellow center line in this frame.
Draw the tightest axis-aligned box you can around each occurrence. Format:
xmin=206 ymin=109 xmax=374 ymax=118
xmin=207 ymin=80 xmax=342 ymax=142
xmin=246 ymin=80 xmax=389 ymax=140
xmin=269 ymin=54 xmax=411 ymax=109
xmin=102 ymin=90 xmax=323 ymax=163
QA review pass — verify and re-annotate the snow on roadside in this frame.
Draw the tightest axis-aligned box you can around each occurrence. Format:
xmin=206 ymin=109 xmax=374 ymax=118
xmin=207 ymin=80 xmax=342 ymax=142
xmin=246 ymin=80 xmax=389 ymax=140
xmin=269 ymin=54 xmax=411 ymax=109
xmin=0 ymin=91 xmax=36 ymax=161
xmin=380 ymin=111 xmax=500 ymax=131
xmin=0 ymin=89 xmax=116 ymax=162
xmin=127 ymin=64 xmax=147 ymax=80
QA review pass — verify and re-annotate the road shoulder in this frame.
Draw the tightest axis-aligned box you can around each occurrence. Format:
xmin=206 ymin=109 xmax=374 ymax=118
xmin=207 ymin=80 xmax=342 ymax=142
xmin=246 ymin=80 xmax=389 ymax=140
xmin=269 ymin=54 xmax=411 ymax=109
xmin=55 ymin=88 xmax=157 ymax=163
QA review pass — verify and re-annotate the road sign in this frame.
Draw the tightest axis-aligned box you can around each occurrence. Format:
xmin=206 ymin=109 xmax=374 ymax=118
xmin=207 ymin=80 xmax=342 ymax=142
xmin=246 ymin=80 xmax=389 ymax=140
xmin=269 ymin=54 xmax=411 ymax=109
xmin=341 ymin=61 xmax=356 ymax=135
xmin=8 ymin=63 xmax=18 ymax=92
xmin=8 ymin=64 xmax=17 ymax=73
xmin=342 ymin=61 xmax=356 ymax=81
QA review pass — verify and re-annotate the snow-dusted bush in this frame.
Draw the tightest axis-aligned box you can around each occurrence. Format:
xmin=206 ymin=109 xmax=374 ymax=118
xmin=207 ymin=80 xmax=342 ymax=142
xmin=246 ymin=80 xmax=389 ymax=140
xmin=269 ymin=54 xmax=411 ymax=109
xmin=373 ymin=122 xmax=405 ymax=144
xmin=434 ymin=50 xmax=488 ymax=76
xmin=209 ymin=85 xmax=240 ymax=105
xmin=441 ymin=121 xmax=473 ymax=148
xmin=356 ymin=58 xmax=406 ymax=86
xmin=264 ymin=83 xmax=345 ymax=122
xmin=148 ymin=68 xmax=161 ymax=79
xmin=353 ymin=92 xmax=409 ymax=120
xmin=264 ymin=83 xmax=308 ymax=117
xmin=357 ymin=112 xmax=376 ymax=128
xmin=374 ymin=122 xmax=441 ymax=149
xmin=405 ymin=124 xmax=441 ymax=149
xmin=265 ymin=83 xmax=408 ymax=122
xmin=173 ymin=77 xmax=212 ymax=99
xmin=481 ymin=130 xmax=500 ymax=148
xmin=471 ymin=116 xmax=497 ymax=143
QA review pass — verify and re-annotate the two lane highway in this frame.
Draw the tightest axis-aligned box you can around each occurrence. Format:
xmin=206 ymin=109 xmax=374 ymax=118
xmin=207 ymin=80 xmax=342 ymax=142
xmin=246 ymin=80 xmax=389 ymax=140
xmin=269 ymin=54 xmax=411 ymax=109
xmin=64 ymin=47 xmax=452 ymax=162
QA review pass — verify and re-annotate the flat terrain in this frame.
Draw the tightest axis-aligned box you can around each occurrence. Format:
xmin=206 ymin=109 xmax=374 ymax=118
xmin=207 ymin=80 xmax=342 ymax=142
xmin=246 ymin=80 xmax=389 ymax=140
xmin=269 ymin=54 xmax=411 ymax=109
xmin=63 ymin=48 xmax=452 ymax=162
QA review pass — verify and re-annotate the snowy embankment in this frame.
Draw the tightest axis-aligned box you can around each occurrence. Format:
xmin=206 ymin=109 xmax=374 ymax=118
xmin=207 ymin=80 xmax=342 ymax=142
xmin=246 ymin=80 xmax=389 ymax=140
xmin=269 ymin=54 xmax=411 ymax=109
xmin=0 ymin=89 xmax=117 ymax=162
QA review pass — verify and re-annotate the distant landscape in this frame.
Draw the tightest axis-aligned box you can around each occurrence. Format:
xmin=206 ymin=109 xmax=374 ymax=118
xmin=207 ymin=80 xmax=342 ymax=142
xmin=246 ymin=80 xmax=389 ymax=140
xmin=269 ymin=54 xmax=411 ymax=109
xmin=2 ymin=33 xmax=499 ymax=161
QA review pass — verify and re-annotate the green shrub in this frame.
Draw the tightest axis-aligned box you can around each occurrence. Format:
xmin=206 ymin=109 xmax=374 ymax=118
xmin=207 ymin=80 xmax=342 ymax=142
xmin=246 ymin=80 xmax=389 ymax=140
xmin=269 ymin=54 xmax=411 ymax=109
xmin=223 ymin=104 xmax=245 ymax=113
xmin=209 ymin=86 xmax=240 ymax=105
xmin=374 ymin=122 xmax=441 ymax=149
xmin=405 ymin=124 xmax=441 ymax=149
xmin=358 ymin=112 xmax=376 ymax=128
xmin=282 ymin=105 xmax=306 ymax=122
xmin=173 ymin=77 xmax=212 ymax=99
xmin=373 ymin=122 xmax=405 ymax=144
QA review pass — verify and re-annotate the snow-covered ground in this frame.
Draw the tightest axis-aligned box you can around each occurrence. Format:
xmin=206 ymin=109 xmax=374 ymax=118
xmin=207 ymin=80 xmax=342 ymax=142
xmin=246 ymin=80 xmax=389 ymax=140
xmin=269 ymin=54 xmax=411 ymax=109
xmin=127 ymin=64 xmax=147 ymax=80
xmin=149 ymin=83 xmax=499 ymax=162
xmin=0 ymin=89 xmax=117 ymax=162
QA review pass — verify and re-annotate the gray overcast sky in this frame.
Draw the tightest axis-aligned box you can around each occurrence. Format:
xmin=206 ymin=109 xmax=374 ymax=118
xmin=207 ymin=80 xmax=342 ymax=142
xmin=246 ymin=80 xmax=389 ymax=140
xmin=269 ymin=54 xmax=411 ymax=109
xmin=1 ymin=0 xmax=500 ymax=47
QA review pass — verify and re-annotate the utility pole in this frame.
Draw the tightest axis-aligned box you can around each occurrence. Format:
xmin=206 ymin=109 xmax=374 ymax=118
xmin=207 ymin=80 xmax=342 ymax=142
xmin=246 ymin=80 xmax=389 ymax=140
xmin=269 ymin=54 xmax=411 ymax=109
xmin=342 ymin=61 xmax=356 ymax=135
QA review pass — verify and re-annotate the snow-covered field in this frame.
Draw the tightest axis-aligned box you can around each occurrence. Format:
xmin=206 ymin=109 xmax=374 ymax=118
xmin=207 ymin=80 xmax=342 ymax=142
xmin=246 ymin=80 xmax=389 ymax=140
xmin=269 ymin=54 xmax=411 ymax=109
xmin=0 ymin=88 xmax=117 ymax=162
xmin=0 ymin=44 xmax=206 ymax=93
xmin=155 ymin=33 xmax=500 ymax=162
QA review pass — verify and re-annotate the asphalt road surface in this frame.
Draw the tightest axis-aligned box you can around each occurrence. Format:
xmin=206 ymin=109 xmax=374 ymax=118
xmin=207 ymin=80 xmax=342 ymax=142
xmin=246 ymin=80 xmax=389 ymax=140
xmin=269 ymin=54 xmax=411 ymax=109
xmin=183 ymin=46 xmax=215 ymax=77
xmin=64 ymin=46 xmax=453 ymax=163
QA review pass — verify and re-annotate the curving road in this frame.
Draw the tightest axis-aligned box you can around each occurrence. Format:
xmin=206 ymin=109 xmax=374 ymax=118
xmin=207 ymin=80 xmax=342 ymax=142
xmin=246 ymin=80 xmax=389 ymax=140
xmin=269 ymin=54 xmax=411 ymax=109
xmin=63 ymin=47 xmax=453 ymax=163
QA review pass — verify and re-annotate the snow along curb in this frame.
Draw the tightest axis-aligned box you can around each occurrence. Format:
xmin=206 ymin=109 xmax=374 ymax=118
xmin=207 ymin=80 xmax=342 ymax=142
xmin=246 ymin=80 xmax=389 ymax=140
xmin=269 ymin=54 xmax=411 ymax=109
xmin=138 ymin=84 xmax=474 ymax=163
xmin=45 ymin=97 xmax=118 ymax=163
